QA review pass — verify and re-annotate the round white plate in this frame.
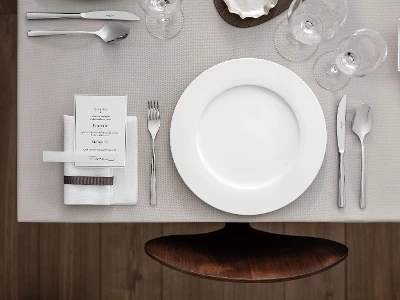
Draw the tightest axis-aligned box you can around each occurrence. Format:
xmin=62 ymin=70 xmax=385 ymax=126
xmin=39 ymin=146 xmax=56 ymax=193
xmin=170 ymin=59 xmax=326 ymax=215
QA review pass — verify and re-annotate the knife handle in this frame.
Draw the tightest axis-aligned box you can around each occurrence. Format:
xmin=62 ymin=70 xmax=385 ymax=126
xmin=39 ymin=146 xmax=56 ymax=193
xmin=338 ymin=152 xmax=345 ymax=208
xmin=27 ymin=13 xmax=81 ymax=20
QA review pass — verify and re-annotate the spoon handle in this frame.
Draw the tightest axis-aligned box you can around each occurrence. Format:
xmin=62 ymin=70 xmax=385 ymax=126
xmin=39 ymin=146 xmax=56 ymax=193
xmin=360 ymin=141 xmax=366 ymax=209
xmin=28 ymin=30 xmax=91 ymax=37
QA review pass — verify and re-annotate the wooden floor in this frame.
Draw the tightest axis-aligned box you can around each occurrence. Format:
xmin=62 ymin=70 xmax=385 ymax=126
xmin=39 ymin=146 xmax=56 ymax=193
xmin=1 ymin=2 xmax=400 ymax=299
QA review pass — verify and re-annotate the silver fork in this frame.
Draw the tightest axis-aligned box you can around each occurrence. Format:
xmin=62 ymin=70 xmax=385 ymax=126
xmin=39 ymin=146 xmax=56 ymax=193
xmin=148 ymin=101 xmax=160 ymax=206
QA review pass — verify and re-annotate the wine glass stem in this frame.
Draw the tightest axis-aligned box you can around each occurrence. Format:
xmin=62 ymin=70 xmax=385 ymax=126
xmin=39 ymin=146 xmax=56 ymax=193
xmin=159 ymin=17 xmax=171 ymax=26
xmin=290 ymin=36 xmax=300 ymax=46
xmin=327 ymin=64 xmax=340 ymax=77
xmin=302 ymin=21 xmax=315 ymax=34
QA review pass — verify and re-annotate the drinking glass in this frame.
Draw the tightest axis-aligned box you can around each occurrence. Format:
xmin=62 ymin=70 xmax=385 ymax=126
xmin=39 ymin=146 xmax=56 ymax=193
xmin=140 ymin=0 xmax=184 ymax=39
xmin=275 ymin=0 xmax=348 ymax=62
xmin=314 ymin=29 xmax=387 ymax=90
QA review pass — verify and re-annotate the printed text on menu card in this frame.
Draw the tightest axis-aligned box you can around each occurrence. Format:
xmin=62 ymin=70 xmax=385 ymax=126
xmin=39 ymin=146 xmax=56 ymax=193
xmin=75 ymin=95 xmax=127 ymax=167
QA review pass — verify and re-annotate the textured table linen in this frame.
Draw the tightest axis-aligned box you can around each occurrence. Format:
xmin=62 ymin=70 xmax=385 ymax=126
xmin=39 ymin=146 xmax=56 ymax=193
xmin=18 ymin=0 xmax=400 ymax=222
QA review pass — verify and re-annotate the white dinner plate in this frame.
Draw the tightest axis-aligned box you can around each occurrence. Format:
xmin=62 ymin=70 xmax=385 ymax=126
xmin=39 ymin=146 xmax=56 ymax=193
xmin=170 ymin=59 xmax=326 ymax=215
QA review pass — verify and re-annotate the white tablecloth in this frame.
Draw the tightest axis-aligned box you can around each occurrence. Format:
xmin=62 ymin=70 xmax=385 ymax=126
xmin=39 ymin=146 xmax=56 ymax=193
xmin=17 ymin=0 xmax=400 ymax=222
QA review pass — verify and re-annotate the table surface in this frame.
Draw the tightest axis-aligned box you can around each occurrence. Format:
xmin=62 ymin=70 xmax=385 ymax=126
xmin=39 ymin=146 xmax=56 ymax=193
xmin=17 ymin=0 xmax=400 ymax=223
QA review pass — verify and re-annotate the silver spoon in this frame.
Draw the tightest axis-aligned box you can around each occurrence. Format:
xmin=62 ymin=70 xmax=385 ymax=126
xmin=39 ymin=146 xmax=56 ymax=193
xmin=352 ymin=104 xmax=373 ymax=209
xmin=27 ymin=22 xmax=130 ymax=44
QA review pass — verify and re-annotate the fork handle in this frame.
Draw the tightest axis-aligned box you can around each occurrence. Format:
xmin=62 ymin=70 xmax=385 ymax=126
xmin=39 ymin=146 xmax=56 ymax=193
xmin=150 ymin=139 xmax=157 ymax=206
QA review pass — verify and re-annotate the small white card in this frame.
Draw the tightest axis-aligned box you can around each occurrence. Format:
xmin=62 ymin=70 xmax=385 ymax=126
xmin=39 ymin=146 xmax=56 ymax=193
xmin=75 ymin=95 xmax=127 ymax=167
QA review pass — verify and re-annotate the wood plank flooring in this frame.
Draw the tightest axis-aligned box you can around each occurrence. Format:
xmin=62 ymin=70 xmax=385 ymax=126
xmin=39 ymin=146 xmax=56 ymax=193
xmin=0 ymin=14 xmax=39 ymax=300
xmin=39 ymin=224 xmax=100 ymax=300
xmin=1 ymin=6 xmax=400 ymax=300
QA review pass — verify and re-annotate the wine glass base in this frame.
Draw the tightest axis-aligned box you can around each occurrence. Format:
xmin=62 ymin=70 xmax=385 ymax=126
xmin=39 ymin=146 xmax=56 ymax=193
xmin=314 ymin=52 xmax=351 ymax=90
xmin=145 ymin=10 xmax=184 ymax=39
xmin=274 ymin=20 xmax=318 ymax=62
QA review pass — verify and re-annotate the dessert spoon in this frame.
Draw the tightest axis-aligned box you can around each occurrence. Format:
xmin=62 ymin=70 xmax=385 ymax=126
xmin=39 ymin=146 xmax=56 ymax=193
xmin=352 ymin=104 xmax=373 ymax=209
xmin=28 ymin=22 xmax=130 ymax=44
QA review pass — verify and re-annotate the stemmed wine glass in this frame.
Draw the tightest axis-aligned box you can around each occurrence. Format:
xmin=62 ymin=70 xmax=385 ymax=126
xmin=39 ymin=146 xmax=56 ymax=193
xmin=140 ymin=0 xmax=184 ymax=39
xmin=314 ymin=29 xmax=387 ymax=90
xmin=275 ymin=0 xmax=348 ymax=62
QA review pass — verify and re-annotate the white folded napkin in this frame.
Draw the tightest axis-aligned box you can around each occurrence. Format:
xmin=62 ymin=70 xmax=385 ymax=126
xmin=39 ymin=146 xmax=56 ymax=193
xmin=63 ymin=115 xmax=138 ymax=205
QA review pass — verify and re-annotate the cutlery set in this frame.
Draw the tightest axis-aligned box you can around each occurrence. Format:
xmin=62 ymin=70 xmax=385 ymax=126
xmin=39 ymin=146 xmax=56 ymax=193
xmin=26 ymin=10 xmax=140 ymax=43
xmin=337 ymin=95 xmax=373 ymax=209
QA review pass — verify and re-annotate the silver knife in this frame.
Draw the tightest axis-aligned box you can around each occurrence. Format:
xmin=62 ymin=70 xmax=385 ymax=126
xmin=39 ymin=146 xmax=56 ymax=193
xmin=337 ymin=95 xmax=347 ymax=208
xmin=27 ymin=11 xmax=140 ymax=21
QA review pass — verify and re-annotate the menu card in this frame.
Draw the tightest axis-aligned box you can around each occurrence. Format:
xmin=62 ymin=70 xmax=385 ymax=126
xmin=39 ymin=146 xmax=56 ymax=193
xmin=74 ymin=95 xmax=127 ymax=167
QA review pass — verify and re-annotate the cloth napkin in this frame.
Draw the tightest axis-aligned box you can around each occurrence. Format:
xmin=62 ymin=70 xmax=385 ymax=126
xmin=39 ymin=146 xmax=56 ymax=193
xmin=63 ymin=115 xmax=138 ymax=205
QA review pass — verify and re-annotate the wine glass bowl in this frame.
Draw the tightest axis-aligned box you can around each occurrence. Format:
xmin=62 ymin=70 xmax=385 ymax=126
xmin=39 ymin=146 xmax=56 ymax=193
xmin=140 ymin=0 xmax=180 ymax=19
xmin=139 ymin=0 xmax=184 ymax=39
xmin=335 ymin=29 xmax=387 ymax=77
xmin=275 ymin=0 xmax=348 ymax=62
xmin=314 ymin=29 xmax=387 ymax=90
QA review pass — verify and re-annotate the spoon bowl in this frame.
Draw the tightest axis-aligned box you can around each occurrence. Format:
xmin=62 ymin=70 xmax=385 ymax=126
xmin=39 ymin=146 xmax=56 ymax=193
xmin=95 ymin=23 xmax=130 ymax=43
xmin=352 ymin=104 xmax=373 ymax=140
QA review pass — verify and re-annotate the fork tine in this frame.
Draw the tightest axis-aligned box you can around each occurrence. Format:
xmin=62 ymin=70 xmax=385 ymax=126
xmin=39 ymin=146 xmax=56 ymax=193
xmin=148 ymin=101 xmax=161 ymax=122
xmin=152 ymin=101 xmax=156 ymax=121
xmin=149 ymin=101 xmax=152 ymax=121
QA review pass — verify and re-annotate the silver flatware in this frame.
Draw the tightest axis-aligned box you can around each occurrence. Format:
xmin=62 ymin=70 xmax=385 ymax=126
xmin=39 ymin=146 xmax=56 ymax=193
xmin=27 ymin=22 xmax=130 ymax=44
xmin=148 ymin=101 xmax=160 ymax=206
xmin=337 ymin=95 xmax=347 ymax=208
xmin=352 ymin=104 xmax=373 ymax=209
xmin=27 ymin=11 xmax=140 ymax=21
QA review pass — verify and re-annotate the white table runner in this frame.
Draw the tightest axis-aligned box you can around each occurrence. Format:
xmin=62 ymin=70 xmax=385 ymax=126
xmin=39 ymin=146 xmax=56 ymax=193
xmin=17 ymin=0 xmax=400 ymax=222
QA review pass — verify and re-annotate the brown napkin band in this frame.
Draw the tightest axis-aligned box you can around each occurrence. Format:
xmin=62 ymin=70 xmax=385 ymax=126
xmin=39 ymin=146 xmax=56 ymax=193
xmin=64 ymin=176 xmax=114 ymax=186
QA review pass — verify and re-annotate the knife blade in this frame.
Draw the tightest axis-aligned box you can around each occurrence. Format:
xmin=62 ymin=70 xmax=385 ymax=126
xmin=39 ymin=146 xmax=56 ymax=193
xmin=337 ymin=94 xmax=347 ymax=208
xmin=27 ymin=11 xmax=140 ymax=21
